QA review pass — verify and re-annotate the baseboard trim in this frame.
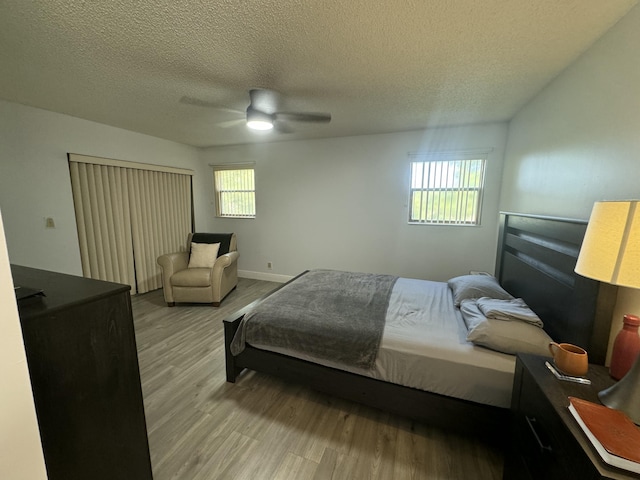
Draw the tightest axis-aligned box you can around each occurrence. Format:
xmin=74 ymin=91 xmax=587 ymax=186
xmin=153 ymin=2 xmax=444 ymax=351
xmin=238 ymin=270 xmax=293 ymax=283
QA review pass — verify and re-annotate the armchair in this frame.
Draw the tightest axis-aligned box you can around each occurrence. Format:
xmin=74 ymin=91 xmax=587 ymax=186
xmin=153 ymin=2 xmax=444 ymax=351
xmin=157 ymin=233 xmax=239 ymax=307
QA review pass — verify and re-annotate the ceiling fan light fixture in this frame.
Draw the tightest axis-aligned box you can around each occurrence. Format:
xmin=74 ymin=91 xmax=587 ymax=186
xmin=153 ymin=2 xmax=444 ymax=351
xmin=246 ymin=119 xmax=273 ymax=131
xmin=246 ymin=107 xmax=274 ymax=131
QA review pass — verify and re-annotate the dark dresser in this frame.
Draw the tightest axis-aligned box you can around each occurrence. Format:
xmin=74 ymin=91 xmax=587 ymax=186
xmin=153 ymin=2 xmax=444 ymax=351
xmin=12 ymin=265 xmax=153 ymax=480
xmin=503 ymin=353 xmax=639 ymax=480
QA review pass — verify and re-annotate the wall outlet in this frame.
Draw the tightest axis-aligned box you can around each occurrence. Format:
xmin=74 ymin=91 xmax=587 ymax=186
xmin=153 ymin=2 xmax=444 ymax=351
xmin=267 ymin=262 xmax=273 ymax=270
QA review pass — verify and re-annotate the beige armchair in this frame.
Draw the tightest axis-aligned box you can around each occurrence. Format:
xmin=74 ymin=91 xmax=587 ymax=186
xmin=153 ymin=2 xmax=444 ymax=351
xmin=157 ymin=233 xmax=239 ymax=307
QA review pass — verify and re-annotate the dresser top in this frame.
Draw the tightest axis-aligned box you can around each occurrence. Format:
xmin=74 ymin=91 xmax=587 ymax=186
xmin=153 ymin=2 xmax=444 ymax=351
xmin=12 ymin=265 xmax=130 ymax=320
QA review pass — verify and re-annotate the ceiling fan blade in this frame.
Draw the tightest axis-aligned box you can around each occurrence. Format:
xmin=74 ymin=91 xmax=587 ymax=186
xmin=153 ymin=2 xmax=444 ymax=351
xmin=179 ymin=96 xmax=243 ymax=114
xmin=179 ymin=95 xmax=218 ymax=107
xmin=273 ymin=122 xmax=295 ymax=134
xmin=216 ymin=119 xmax=246 ymax=128
xmin=274 ymin=112 xmax=331 ymax=123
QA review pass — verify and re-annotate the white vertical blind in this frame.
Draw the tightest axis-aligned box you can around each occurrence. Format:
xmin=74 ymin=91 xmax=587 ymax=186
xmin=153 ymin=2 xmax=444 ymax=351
xmin=69 ymin=162 xmax=136 ymax=290
xmin=212 ymin=165 xmax=256 ymax=217
xmin=409 ymin=153 xmax=487 ymax=225
xmin=69 ymin=154 xmax=192 ymax=294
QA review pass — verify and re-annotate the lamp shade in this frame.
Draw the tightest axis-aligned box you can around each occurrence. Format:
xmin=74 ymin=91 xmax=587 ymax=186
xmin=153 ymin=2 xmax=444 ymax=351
xmin=575 ymin=200 xmax=640 ymax=289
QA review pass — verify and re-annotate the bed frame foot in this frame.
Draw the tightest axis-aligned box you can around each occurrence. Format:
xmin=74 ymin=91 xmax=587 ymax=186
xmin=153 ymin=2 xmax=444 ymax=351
xmin=223 ymin=313 xmax=248 ymax=383
xmin=226 ymin=366 xmax=243 ymax=383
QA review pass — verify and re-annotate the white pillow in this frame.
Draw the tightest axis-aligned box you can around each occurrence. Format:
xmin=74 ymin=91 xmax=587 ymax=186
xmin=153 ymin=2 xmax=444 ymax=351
xmin=188 ymin=242 xmax=220 ymax=269
xmin=466 ymin=316 xmax=553 ymax=356
xmin=447 ymin=274 xmax=513 ymax=306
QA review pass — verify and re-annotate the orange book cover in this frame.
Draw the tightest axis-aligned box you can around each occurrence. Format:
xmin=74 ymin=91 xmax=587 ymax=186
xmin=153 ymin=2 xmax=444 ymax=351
xmin=569 ymin=397 xmax=640 ymax=465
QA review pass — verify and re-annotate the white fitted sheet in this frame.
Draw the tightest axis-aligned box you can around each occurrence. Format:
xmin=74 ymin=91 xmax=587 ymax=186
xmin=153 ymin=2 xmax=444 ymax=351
xmin=248 ymin=277 xmax=516 ymax=408
xmin=374 ymin=278 xmax=515 ymax=407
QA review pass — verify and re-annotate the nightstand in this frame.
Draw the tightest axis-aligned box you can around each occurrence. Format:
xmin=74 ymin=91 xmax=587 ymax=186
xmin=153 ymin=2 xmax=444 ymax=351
xmin=503 ymin=353 xmax=639 ymax=480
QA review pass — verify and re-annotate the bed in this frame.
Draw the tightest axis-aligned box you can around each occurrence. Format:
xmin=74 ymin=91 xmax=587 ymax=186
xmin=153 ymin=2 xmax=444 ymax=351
xmin=223 ymin=212 xmax=616 ymax=442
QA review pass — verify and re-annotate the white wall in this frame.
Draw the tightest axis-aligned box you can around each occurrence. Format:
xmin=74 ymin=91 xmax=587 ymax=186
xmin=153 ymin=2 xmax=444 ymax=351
xmin=500 ymin=4 xmax=640 ymax=360
xmin=200 ymin=124 xmax=508 ymax=282
xmin=500 ymin=6 xmax=640 ymax=219
xmin=0 ymin=101 xmax=210 ymax=477
xmin=0 ymin=209 xmax=47 ymax=480
xmin=0 ymin=99 xmax=206 ymax=275
xmin=0 ymin=101 xmax=508 ymax=283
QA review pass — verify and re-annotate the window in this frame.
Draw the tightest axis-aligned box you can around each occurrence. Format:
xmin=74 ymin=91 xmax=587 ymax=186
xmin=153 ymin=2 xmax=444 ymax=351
xmin=409 ymin=153 xmax=486 ymax=225
xmin=212 ymin=165 xmax=256 ymax=218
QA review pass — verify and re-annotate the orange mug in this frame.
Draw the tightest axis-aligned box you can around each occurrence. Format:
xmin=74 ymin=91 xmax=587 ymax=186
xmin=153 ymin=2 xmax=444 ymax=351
xmin=548 ymin=342 xmax=588 ymax=377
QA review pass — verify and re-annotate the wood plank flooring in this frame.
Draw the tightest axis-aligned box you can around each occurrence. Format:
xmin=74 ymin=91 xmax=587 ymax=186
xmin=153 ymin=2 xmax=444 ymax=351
xmin=132 ymin=278 xmax=504 ymax=479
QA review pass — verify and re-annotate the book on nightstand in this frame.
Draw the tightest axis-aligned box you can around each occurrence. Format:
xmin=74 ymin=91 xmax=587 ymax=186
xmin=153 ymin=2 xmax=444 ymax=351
xmin=568 ymin=396 xmax=640 ymax=475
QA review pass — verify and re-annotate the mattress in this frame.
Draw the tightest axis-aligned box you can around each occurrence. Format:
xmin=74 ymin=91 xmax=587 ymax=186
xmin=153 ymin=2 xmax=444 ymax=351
xmin=246 ymin=277 xmax=516 ymax=408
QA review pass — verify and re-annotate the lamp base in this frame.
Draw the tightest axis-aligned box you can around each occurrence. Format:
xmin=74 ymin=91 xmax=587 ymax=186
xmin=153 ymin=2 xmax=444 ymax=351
xmin=599 ymin=353 xmax=640 ymax=425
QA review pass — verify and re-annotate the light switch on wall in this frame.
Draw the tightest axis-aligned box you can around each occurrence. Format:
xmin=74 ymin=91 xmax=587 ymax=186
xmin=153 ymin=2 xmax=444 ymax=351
xmin=45 ymin=217 xmax=55 ymax=229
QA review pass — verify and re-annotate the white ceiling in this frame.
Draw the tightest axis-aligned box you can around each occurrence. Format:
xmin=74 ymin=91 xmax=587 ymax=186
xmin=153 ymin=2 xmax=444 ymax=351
xmin=0 ymin=0 xmax=636 ymax=148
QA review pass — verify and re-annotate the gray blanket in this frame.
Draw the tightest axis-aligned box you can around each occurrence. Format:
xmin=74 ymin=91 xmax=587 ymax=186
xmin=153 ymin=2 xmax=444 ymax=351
xmin=230 ymin=269 xmax=398 ymax=369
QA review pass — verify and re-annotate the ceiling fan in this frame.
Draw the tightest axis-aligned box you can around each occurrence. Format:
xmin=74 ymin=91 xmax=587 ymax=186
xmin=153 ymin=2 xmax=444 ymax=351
xmin=245 ymin=88 xmax=331 ymax=132
xmin=180 ymin=88 xmax=331 ymax=133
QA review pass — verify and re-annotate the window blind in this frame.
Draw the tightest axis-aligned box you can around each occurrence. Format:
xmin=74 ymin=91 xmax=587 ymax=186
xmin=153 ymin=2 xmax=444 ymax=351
xmin=409 ymin=154 xmax=487 ymax=225
xmin=69 ymin=154 xmax=193 ymax=293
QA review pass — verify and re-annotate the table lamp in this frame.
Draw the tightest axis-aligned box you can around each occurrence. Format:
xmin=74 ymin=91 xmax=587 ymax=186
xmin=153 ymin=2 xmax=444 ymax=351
xmin=574 ymin=200 xmax=640 ymax=424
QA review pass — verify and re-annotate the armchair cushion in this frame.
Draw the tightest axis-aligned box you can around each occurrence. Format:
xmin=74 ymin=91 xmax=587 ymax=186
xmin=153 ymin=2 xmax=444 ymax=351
xmin=171 ymin=268 xmax=212 ymax=287
xmin=188 ymin=242 xmax=220 ymax=269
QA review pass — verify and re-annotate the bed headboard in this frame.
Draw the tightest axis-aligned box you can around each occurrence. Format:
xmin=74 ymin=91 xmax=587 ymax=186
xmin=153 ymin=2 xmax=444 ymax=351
xmin=495 ymin=212 xmax=616 ymax=365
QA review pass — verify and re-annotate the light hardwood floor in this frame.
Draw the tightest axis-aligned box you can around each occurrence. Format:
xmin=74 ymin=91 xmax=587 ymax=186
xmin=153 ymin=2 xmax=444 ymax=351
xmin=132 ymin=278 xmax=504 ymax=480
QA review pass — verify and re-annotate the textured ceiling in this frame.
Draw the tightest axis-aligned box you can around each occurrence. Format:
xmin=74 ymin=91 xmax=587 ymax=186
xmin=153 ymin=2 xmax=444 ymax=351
xmin=0 ymin=0 xmax=636 ymax=147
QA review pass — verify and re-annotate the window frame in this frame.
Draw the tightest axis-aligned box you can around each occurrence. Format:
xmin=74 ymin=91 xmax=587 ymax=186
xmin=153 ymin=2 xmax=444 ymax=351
xmin=211 ymin=163 xmax=256 ymax=219
xmin=408 ymin=151 xmax=488 ymax=226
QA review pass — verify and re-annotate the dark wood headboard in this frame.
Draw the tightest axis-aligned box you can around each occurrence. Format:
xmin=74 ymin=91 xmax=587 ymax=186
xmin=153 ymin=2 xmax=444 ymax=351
xmin=495 ymin=212 xmax=616 ymax=365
